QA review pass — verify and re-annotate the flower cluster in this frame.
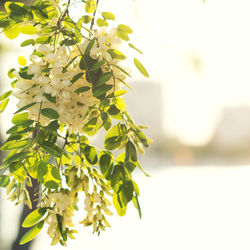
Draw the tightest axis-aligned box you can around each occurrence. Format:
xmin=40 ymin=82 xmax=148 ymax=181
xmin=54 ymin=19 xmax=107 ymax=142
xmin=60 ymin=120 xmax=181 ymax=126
xmin=43 ymin=190 xmax=77 ymax=245
xmin=13 ymin=27 xmax=128 ymax=133
xmin=13 ymin=44 xmax=95 ymax=132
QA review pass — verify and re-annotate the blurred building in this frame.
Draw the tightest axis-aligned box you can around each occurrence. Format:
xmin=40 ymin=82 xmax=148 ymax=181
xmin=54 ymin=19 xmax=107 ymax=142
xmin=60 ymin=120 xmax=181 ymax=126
xmin=125 ymin=80 xmax=164 ymax=144
xmin=210 ymin=106 xmax=250 ymax=151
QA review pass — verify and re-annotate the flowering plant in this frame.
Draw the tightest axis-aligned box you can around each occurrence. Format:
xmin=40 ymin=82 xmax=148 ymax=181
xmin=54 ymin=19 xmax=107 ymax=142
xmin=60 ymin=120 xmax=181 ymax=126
xmin=0 ymin=0 xmax=150 ymax=246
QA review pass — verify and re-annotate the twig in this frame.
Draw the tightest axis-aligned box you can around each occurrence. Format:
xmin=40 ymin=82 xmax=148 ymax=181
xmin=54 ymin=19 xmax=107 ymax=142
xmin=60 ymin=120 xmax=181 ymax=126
xmin=90 ymin=0 xmax=100 ymax=30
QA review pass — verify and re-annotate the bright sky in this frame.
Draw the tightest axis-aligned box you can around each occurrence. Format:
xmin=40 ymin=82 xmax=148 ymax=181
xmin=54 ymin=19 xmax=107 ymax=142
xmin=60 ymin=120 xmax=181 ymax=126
xmin=2 ymin=0 xmax=250 ymax=146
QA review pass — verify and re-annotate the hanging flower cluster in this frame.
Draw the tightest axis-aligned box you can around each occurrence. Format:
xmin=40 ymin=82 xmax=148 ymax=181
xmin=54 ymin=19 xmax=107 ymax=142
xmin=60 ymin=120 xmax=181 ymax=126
xmin=0 ymin=0 xmax=150 ymax=246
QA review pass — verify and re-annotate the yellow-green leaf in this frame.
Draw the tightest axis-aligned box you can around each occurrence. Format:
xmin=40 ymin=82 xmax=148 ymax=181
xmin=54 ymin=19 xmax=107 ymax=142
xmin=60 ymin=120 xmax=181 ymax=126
xmin=0 ymin=175 xmax=10 ymax=187
xmin=5 ymin=1 xmax=24 ymax=12
xmin=18 ymin=56 xmax=27 ymax=66
xmin=128 ymin=43 xmax=143 ymax=54
xmin=134 ymin=58 xmax=149 ymax=78
xmin=118 ymin=24 xmax=133 ymax=34
xmin=85 ymin=0 xmax=96 ymax=13
xmin=12 ymin=112 xmax=29 ymax=125
xmin=102 ymin=12 xmax=115 ymax=20
xmin=0 ymin=99 xmax=9 ymax=113
xmin=20 ymin=25 xmax=38 ymax=35
xmin=20 ymin=221 xmax=44 ymax=245
xmin=4 ymin=23 xmax=21 ymax=39
xmin=22 ymin=208 xmax=47 ymax=228
xmin=113 ymin=194 xmax=126 ymax=216
xmin=97 ymin=18 xmax=108 ymax=27
xmin=0 ymin=90 xmax=12 ymax=101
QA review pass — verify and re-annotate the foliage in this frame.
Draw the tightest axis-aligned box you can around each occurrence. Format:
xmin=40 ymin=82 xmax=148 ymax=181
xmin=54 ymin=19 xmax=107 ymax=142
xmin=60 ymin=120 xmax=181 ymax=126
xmin=0 ymin=0 xmax=150 ymax=246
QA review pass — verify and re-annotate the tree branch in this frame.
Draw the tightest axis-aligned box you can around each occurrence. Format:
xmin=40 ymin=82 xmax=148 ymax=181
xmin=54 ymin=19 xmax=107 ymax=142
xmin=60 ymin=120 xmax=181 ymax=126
xmin=90 ymin=0 xmax=100 ymax=30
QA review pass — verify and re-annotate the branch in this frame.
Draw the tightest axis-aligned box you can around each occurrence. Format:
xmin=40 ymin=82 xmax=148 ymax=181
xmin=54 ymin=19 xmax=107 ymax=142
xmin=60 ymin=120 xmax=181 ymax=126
xmin=90 ymin=0 xmax=100 ymax=30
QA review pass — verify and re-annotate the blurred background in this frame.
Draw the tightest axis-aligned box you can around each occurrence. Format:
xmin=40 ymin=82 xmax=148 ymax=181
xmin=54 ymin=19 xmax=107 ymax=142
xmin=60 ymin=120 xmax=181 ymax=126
xmin=2 ymin=0 xmax=250 ymax=249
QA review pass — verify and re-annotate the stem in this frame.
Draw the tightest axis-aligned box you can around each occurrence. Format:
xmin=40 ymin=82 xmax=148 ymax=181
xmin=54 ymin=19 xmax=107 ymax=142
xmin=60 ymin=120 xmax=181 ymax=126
xmin=90 ymin=0 xmax=100 ymax=30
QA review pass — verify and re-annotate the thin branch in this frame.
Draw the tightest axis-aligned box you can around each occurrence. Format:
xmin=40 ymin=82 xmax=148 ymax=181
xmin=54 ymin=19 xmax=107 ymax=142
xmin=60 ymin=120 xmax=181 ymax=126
xmin=90 ymin=0 xmax=100 ymax=30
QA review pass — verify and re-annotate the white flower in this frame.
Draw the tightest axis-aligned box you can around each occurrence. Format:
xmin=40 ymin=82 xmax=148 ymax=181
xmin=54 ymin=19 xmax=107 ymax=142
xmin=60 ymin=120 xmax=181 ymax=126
xmin=30 ymin=55 xmax=44 ymax=66
xmin=37 ymin=44 xmax=53 ymax=55
xmin=45 ymin=53 xmax=58 ymax=62
xmin=37 ymin=76 xmax=50 ymax=85
xmin=28 ymin=64 xmax=41 ymax=75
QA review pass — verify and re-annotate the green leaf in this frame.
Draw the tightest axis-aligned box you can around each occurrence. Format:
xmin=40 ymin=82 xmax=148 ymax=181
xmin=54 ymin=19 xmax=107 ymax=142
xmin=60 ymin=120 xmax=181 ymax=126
xmin=37 ymin=162 xmax=48 ymax=183
xmin=20 ymin=221 xmax=44 ymax=245
xmin=120 ymin=180 xmax=134 ymax=205
xmin=116 ymin=30 xmax=129 ymax=41
xmin=8 ymin=3 xmax=27 ymax=21
xmin=22 ymin=208 xmax=47 ymax=228
xmin=5 ymin=1 xmax=24 ymax=12
xmin=104 ymin=124 xmax=126 ymax=150
xmin=60 ymin=38 xmax=77 ymax=46
xmin=95 ymin=72 xmax=112 ymax=87
xmin=82 ymin=145 xmax=98 ymax=165
xmin=6 ymin=134 xmax=23 ymax=142
xmin=136 ymin=161 xmax=150 ymax=177
xmin=135 ymin=194 xmax=142 ymax=218
xmin=1 ymin=139 xmax=29 ymax=151
xmin=111 ymin=165 xmax=125 ymax=192
xmin=0 ymin=90 xmax=12 ymax=101
xmin=43 ymin=94 xmax=56 ymax=104
xmin=14 ymin=102 xmax=37 ymax=114
xmin=132 ymin=127 xmax=150 ymax=147
xmin=103 ymin=116 xmax=112 ymax=131
xmin=12 ymin=112 xmax=29 ymax=125
xmin=101 ymin=112 xmax=112 ymax=131
xmin=85 ymin=38 xmax=96 ymax=55
xmin=0 ymin=175 xmax=10 ymax=187
xmin=118 ymin=24 xmax=133 ymax=34
xmin=21 ymin=39 xmax=35 ymax=47
xmin=4 ymin=23 xmax=21 ymax=39
xmin=108 ymin=49 xmax=126 ymax=60
xmin=128 ymin=43 xmax=143 ymax=54
xmin=99 ymin=151 xmax=113 ymax=180
xmin=111 ymin=64 xmax=131 ymax=78
xmin=9 ymin=161 xmax=27 ymax=183
xmin=75 ymin=86 xmax=91 ymax=94
xmin=108 ymin=104 xmax=122 ymax=119
xmin=6 ymin=120 xmax=34 ymax=134
xmin=93 ymin=84 xmax=113 ymax=98
xmin=45 ymin=180 xmax=59 ymax=189
xmin=20 ymin=25 xmax=37 ymax=35
xmin=82 ymin=15 xmax=92 ymax=23
xmin=71 ymin=73 xmax=84 ymax=84
xmin=107 ymin=90 xmax=127 ymax=98
xmin=134 ymin=58 xmax=149 ymax=78
xmin=8 ymin=68 xmax=16 ymax=79
xmin=89 ymin=60 xmax=105 ymax=71
xmin=0 ymin=99 xmax=9 ymax=113
xmin=125 ymin=141 xmax=137 ymax=162
xmin=41 ymin=108 xmax=59 ymax=119
xmin=85 ymin=0 xmax=96 ymax=13
xmin=44 ymin=120 xmax=60 ymax=132
xmin=113 ymin=193 xmax=126 ymax=216
xmin=19 ymin=67 xmax=34 ymax=79
xmin=18 ymin=56 xmax=27 ymax=66
xmin=35 ymin=36 xmax=51 ymax=44
xmin=97 ymin=18 xmax=108 ymax=27
xmin=51 ymin=167 xmax=61 ymax=180
xmin=0 ymin=19 xmax=10 ymax=28
xmin=40 ymin=141 xmax=62 ymax=158
xmin=102 ymin=12 xmax=115 ymax=20
xmin=3 ymin=153 xmax=26 ymax=165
